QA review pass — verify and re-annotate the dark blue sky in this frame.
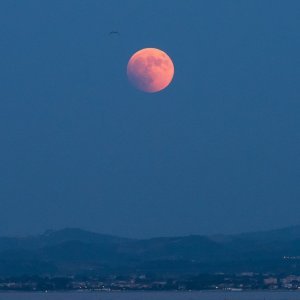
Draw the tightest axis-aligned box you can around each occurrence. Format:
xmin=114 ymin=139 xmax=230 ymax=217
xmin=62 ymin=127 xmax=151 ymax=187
xmin=0 ymin=0 xmax=299 ymax=237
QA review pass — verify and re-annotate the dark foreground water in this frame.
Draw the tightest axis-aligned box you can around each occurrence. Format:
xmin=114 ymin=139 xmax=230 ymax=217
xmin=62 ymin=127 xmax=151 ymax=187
xmin=0 ymin=291 xmax=299 ymax=300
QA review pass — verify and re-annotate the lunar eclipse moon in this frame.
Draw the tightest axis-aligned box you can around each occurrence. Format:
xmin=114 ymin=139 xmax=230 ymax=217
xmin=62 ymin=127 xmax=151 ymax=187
xmin=127 ymin=48 xmax=174 ymax=93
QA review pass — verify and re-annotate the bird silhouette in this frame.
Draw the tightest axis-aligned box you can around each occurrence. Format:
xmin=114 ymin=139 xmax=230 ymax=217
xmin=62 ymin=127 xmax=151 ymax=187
xmin=109 ymin=31 xmax=120 ymax=35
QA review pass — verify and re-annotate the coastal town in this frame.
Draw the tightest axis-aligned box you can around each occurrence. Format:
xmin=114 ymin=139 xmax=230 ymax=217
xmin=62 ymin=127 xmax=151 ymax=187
xmin=1 ymin=273 xmax=300 ymax=292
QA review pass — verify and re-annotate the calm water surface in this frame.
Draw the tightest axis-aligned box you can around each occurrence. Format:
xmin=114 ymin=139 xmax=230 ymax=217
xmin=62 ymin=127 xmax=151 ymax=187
xmin=0 ymin=291 xmax=299 ymax=300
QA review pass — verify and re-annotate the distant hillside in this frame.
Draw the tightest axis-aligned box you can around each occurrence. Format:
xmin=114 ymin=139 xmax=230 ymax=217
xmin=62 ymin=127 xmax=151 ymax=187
xmin=0 ymin=226 xmax=300 ymax=276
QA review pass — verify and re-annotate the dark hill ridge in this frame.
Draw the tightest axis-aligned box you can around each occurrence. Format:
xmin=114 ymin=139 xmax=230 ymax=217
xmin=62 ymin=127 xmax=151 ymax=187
xmin=0 ymin=226 xmax=300 ymax=276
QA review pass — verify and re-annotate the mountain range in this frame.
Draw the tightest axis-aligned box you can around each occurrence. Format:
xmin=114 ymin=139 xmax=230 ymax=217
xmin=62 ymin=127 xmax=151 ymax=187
xmin=1 ymin=226 xmax=300 ymax=277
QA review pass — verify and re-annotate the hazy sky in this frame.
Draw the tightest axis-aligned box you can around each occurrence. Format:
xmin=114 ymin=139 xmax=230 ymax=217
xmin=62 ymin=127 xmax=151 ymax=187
xmin=0 ymin=0 xmax=299 ymax=238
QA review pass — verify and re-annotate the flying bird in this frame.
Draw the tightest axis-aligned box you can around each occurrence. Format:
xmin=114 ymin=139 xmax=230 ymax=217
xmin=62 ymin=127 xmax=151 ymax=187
xmin=109 ymin=31 xmax=120 ymax=36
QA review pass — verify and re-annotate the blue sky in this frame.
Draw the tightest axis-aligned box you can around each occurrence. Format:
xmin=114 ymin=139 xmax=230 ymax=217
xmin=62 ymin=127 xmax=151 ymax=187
xmin=0 ymin=0 xmax=299 ymax=237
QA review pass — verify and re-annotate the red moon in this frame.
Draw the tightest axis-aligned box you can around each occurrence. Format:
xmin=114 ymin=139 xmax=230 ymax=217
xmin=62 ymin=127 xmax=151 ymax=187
xmin=127 ymin=48 xmax=174 ymax=93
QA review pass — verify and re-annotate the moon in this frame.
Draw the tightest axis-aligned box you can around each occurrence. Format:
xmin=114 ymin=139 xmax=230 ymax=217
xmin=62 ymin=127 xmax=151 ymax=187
xmin=127 ymin=48 xmax=174 ymax=93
